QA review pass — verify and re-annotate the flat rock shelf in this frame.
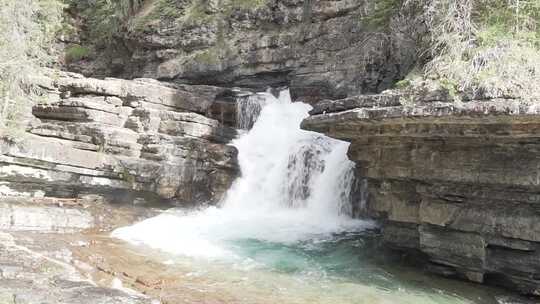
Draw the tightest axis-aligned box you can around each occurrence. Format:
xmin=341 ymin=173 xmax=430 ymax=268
xmin=302 ymin=91 xmax=540 ymax=296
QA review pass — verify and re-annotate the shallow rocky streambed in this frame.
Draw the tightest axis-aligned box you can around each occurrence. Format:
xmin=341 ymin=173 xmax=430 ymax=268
xmin=0 ymin=199 xmax=530 ymax=304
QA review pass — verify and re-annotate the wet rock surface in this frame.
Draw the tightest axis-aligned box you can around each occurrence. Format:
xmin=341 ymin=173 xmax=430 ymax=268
xmin=0 ymin=71 xmax=241 ymax=205
xmin=302 ymin=91 xmax=540 ymax=296
xmin=0 ymin=197 xmax=278 ymax=304
xmin=0 ymin=197 xmax=159 ymax=304
xmin=0 ymin=234 xmax=154 ymax=304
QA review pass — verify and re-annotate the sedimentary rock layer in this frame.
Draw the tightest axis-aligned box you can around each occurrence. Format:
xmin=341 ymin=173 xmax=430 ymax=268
xmin=0 ymin=71 xmax=240 ymax=205
xmin=302 ymin=92 xmax=540 ymax=295
xmin=71 ymin=0 xmax=420 ymax=104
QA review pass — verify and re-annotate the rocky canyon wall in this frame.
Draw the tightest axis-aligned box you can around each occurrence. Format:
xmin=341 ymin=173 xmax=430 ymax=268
xmin=0 ymin=70 xmax=240 ymax=205
xmin=68 ymin=0 xmax=420 ymax=104
xmin=302 ymin=91 xmax=540 ymax=295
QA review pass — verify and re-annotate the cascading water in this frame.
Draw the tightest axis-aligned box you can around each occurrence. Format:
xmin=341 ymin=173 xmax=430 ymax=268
xmin=113 ymin=90 xmax=370 ymax=255
xmin=112 ymin=90 xmax=496 ymax=304
xmin=227 ymin=90 xmax=359 ymax=217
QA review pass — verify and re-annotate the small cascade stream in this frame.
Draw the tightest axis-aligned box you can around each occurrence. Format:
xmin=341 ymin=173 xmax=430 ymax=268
xmin=112 ymin=90 xmax=498 ymax=304
xmin=224 ymin=90 xmax=362 ymax=229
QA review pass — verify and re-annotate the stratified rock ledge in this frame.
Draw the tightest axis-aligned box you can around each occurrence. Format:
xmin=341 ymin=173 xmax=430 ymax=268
xmin=1 ymin=71 xmax=243 ymax=205
xmin=302 ymin=92 xmax=540 ymax=296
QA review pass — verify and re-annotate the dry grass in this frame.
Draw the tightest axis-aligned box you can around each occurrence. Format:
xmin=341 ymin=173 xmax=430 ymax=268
xmin=391 ymin=0 xmax=540 ymax=101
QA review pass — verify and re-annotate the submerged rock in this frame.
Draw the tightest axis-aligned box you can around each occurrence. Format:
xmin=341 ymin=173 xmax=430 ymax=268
xmin=302 ymin=91 xmax=540 ymax=296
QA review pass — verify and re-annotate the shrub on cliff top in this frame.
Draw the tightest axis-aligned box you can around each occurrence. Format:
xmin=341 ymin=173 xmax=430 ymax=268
xmin=376 ymin=0 xmax=540 ymax=101
xmin=71 ymin=0 xmax=145 ymax=46
xmin=0 ymin=0 xmax=64 ymax=137
xmin=65 ymin=44 xmax=91 ymax=63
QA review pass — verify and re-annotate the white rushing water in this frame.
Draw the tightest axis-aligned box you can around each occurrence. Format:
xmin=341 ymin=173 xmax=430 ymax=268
xmin=110 ymin=90 xmax=496 ymax=304
xmin=112 ymin=90 xmax=373 ymax=260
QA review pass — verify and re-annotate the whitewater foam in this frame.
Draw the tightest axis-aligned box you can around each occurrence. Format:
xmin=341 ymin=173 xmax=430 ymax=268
xmin=112 ymin=89 xmax=375 ymax=260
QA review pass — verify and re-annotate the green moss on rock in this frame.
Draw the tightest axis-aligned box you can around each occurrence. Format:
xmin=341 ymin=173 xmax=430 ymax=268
xmin=229 ymin=0 xmax=267 ymax=9
xmin=65 ymin=44 xmax=90 ymax=62
xmin=192 ymin=48 xmax=221 ymax=64
xmin=154 ymin=0 xmax=183 ymax=19
xmin=182 ymin=0 xmax=214 ymax=24
xmin=364 ymin=0 xmax=404 ymax=30
xmin=394 ymin=79 xmax=411 ymax=89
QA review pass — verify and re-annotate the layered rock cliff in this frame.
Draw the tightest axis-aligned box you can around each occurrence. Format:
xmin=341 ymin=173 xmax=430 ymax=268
xmin=68 ymin=0 xmax=420 ymax=104
xmin=0 ymin=71 xmax=240 ymax=205
xmin=302 ymin=91 xmax=540 ymax=295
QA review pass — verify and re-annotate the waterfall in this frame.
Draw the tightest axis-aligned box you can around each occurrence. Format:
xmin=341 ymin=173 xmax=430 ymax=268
xmin=226 ymin=89 xmax=357 ymax=216
xmin=112 ymin=89 xmax=373 ymax=259
xmin=110 ymin=90 xmax=483 ymax=304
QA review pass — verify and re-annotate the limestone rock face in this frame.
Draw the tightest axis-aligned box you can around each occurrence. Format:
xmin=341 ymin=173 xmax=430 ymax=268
xmin=71 ymin=0 xmax=420 ymax=104
xmin=0 ymin=71 xmax=240 ymax=205
xmin=302 ymin=92 xmax=540 ymax=295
